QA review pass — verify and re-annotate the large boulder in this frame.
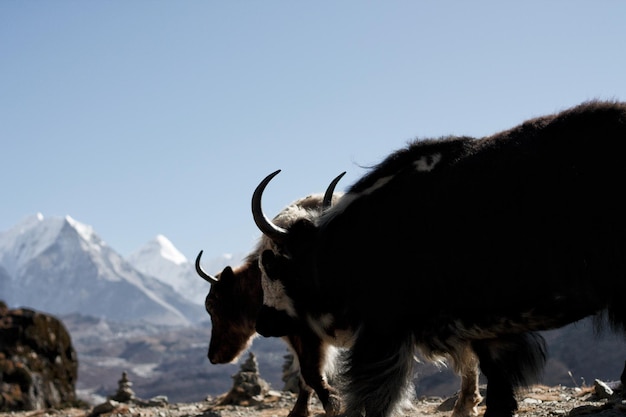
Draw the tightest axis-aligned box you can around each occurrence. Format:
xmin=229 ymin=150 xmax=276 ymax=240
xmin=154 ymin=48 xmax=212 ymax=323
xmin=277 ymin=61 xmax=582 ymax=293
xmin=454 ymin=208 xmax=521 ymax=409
xmin=0 ymin=301 xmax=78 ymax=411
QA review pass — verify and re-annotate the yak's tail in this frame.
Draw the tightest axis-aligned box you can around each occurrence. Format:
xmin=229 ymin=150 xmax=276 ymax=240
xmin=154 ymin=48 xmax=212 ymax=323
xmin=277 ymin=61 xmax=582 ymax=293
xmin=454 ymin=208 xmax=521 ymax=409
xmin=339 ymin=327 xmax=416 ymax=417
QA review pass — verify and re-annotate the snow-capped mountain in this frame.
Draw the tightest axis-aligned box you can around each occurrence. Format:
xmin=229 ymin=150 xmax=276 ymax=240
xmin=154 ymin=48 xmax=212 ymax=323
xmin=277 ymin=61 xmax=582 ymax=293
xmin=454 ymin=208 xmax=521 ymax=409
xmin=127 ymin=234 xmax=243 ymax=305
xmin=0 ymin=213 xmax=205 ymax=326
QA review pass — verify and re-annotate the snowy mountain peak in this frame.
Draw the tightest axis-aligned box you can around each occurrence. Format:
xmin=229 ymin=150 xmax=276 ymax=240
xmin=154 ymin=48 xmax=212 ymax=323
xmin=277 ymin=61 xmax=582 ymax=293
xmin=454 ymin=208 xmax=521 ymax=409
xmin=0 ymin=213 xmax=68 ymax=276
xmin=127 ymin=236 xmax=201 ymax=305
xmin=154 ymin=234 xmax=187 ymax=265
xmin=65 ymin=215 xmax=101 ymax=246
xmin=127 ymin=237 xmax=244 ymax=306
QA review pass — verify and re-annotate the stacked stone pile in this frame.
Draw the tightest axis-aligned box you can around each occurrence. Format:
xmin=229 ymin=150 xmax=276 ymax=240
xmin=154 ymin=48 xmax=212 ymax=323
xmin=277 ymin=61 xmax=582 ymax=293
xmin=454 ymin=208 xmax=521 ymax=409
xmin=216 ymin=352 xmax=273 ymax=406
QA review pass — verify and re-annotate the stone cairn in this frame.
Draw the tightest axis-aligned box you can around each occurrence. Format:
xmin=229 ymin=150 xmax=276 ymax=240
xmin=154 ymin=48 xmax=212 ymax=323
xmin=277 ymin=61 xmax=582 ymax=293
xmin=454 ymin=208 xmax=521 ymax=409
xmin=217 ymin=352 xmax=271 ymax=406
xmin=109 ymin=371 xmax=135 ymax=403
xmin=89 ymin=372 xmax=168 ymax=417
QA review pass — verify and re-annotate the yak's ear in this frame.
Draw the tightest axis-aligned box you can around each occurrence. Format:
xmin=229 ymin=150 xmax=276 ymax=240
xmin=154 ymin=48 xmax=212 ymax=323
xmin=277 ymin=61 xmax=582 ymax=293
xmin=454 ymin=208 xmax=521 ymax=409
xmin=218 ymin=266 xmax=235 ymax=282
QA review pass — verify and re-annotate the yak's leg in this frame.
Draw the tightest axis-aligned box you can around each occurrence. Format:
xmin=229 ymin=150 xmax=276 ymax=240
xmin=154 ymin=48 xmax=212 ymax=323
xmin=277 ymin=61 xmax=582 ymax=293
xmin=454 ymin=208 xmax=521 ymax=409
xmin=451 ymin=344 xmax=482 ymax=417
xmin=287 ymin=332 xmax=341 ymax=417
xmin=472 ymin=333 xmax=546 ymax=417
xmin=290 ymin=380 xmax=314 ymax=417
xmin=471 ymin=342 xmax=517 ymax=417
xmin=342 ymin=327 xmax=415 ymax=417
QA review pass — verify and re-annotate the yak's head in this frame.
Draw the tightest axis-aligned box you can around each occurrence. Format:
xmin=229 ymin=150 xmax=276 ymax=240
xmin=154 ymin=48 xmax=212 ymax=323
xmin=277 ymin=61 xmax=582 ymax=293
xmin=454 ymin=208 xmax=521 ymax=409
xmin=195 ymin=251 xmax=263 ymax=364
xmin=251 ymin=170 xmax=345 ymax=336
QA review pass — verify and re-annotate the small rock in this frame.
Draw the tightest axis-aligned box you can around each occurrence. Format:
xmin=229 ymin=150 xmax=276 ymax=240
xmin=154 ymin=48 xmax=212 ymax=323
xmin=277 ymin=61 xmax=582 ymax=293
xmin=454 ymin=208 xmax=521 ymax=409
xmin=201 ymin=410 xmax=222 ymax=417
xmin=522 ymin=397 xmax=542 ymax=404
xmin=436 ymin=395 xmax=457 ymax=412
xmin=89 ymin=399 xmax=119 ymax=416
xmin=594 ymin=379 xmax=614 ymax=399
xmin=147 ymin=395 xmax=169 ymax=406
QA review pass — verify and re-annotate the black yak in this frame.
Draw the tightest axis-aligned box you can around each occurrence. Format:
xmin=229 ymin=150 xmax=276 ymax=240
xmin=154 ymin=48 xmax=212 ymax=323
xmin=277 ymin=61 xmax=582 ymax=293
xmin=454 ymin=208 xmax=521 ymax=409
xmin=252 ymin=100 xmax=626 ymax=417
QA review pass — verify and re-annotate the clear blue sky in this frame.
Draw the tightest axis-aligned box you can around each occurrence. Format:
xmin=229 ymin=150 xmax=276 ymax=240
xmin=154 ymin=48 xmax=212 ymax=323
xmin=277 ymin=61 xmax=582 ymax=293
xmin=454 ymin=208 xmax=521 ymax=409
xmin=2 ymin=2 xmax=625 ymax=267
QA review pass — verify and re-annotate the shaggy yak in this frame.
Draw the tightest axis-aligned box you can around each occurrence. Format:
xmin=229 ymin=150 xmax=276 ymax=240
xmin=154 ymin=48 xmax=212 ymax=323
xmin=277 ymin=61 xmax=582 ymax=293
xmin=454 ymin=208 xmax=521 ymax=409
xmin=252 ymin=100 xmax=626 ymax=417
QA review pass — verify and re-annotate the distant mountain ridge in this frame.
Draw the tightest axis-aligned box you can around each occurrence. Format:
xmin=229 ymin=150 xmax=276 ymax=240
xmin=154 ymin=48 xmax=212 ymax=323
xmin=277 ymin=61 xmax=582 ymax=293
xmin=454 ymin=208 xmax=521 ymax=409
xmin=0 ymin=213 xmax=238 ymax=326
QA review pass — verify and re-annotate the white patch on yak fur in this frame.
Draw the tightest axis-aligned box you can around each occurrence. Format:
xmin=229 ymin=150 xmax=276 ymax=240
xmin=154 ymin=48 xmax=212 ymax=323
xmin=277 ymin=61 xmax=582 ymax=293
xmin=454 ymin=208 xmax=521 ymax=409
xmin=413 ymin=153 xmax=442 ymax=172
xmin=362 ymin=175 xmax=394 ymax=194
xmin=259 ymin=260 xmax=297 ymax=317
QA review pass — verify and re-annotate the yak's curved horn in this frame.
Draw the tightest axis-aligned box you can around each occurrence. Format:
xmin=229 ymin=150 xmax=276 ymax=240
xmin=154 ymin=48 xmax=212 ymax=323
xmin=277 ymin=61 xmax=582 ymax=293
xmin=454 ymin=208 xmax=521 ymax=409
xmin=322 ymin=171 xmax=346 ymax=209
xmin=251 ymin=170 xmax=289 ymax=241
xmin=195 ymin=250 xmax=218 ymax=284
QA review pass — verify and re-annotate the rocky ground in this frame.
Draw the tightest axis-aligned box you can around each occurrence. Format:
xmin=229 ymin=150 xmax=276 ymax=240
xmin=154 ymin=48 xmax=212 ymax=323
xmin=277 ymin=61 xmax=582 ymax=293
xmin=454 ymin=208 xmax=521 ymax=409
xmin=2 ymin=383 xmax=626 ymax=417
xmin=3 ymin=350 xmax=626 ymax=417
